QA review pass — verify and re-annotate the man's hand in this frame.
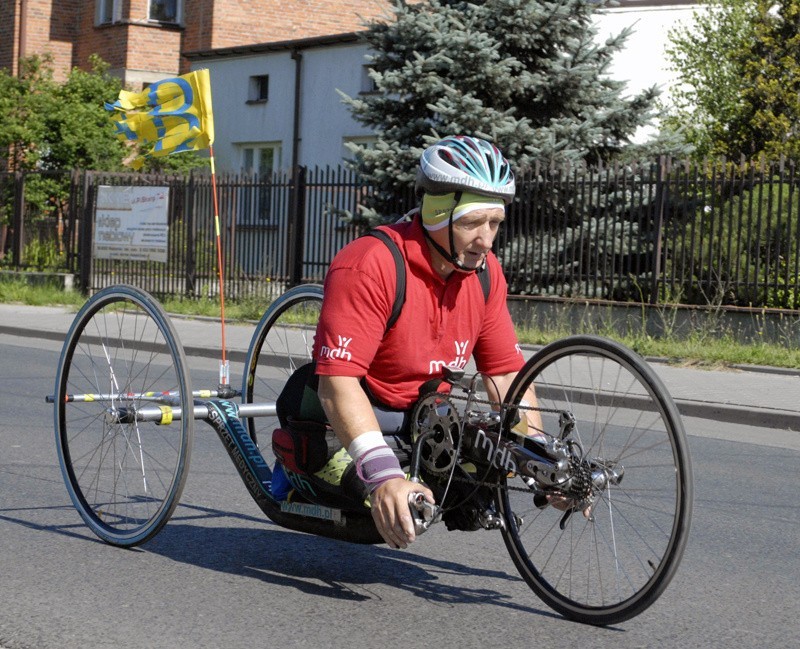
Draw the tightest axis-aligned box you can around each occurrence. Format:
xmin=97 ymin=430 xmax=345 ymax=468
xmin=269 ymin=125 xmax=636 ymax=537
xmin=547 ymin=494 xmax=593 ymax=519
xmin=369 ymin=478 xmax=435 ymax=549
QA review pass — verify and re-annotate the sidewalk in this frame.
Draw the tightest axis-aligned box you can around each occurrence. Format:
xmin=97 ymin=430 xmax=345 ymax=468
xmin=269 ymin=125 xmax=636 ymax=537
xmin=3 ymin=302 xmax=800 ymax=431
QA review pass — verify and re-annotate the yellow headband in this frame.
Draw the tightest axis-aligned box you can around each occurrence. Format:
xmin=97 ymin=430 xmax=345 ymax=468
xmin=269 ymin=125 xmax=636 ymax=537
xmin=421 ymin=191 xmax=504 ymax=231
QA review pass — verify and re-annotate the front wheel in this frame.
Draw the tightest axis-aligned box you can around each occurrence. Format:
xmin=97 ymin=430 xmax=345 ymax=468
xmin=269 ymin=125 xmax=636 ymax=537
xmin=497 ymin=335 xmax=693 ymax=625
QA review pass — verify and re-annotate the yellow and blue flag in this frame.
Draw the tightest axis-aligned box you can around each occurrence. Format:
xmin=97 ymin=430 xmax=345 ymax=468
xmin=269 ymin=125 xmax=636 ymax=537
xmin=106 ymin=69 xmax=215 ymax=169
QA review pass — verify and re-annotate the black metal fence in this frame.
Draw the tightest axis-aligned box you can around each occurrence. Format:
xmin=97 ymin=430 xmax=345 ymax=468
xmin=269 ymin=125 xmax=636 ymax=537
xmin=2 ymin=157 xmax=800 ymax=309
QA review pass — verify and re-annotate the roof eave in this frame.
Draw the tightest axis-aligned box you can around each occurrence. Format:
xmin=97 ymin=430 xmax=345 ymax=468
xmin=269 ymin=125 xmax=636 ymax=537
xmin=184 ymin=31 xmax=366 ymax=61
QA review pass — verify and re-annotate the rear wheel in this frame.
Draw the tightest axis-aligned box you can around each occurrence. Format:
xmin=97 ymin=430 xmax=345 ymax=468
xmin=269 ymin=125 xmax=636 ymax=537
xmin=498 ymin=335 xmax=693 ymax=625
xmin=241 ymin=284 xmax=324 ymax=446
xmin=54 ymin=285 xmax=193 ymax=547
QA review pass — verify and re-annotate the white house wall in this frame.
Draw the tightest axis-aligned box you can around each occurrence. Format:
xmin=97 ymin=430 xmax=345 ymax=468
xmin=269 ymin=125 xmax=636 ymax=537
xmin=204 ymin=52 xmax=295 ymax=171
xmin=199 ymin=42 xmax=373 ymax=172
xmin=299 ymin=44 xmax=375 ymax=165
xmin=595 ymin=4 xmax=700 ymax=100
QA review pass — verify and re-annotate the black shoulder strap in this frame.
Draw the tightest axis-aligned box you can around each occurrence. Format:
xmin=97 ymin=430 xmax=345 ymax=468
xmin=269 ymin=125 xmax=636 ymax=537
xmin=366 ymin=229 xmax=406 ymax=333
xmin=365 ymin=228 xmax=491 ymax=334
xmin=476 ymin=264 xmax=491 ymax=303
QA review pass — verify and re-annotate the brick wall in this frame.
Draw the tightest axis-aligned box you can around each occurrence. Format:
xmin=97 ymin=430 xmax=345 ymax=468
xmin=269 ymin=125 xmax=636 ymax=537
xmin=73 ymin=7 xmax=130 ymax=73
xmin=203 ymin=0 xmax=391 ymax=49
xmin=127 ymin=23 xmax=183 ymax=75
xmin=6 ymin=1 xmax=393 ymax=83
xmin=181 ymin=0 xmax=214 ymax=61
xmin=3 ymin=0 xmax=82 ymax=81
xmin=0 ymin=1 xmax=19 ymax=75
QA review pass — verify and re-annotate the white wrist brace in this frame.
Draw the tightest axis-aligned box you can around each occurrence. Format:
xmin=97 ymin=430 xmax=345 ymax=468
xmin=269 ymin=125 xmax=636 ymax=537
xmin=348 ymin=431 xmax=405 ymax=492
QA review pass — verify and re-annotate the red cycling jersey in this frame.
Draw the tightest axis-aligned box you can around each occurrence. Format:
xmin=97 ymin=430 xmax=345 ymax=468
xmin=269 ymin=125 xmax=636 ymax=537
xmin=313 ymin=216 xmax=524 ymax=409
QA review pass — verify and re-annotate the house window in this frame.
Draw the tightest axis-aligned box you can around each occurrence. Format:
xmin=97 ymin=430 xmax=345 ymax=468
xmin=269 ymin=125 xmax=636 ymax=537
xmin=247 ymin=75 xmax=269 ymax=104
xmin=96 ymin=0 xmax=121 ymax=25
xmin=242 ymin=145 xmax=280 ymax=175
xmin=360 ymin=65 xmax=377 ymax=94
xmin=149 ymin=0 xmax=183 ymax=24
xmin=240 ymin=144 xmax=282 ymax=223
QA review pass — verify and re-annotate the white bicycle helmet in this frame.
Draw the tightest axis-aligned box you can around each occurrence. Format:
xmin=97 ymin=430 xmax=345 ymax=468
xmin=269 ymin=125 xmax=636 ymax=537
xmin=415 ymin=136 xmax=516 ymax=204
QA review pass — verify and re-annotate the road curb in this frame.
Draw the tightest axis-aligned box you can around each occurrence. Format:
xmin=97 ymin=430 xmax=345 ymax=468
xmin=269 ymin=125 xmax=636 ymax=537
xmin=5 ymin=321 xmax=798 ymax=427
xmin=673 ymin=398 xmax=800 ymax=429
xmin=0 ymin=324 xmax=67 ymax=343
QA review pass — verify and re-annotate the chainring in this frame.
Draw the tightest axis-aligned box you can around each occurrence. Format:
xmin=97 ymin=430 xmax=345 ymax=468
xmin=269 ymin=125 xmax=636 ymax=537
xmin=409 ymin=392 xmax=461 ymax=475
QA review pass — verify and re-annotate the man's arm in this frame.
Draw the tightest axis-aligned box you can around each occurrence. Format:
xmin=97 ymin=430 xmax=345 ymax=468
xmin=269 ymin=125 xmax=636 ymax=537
xmin=484 ymin=372 xmax=590 ymax=516
xmin=317 ymin=375 xmax=434 ymax=549
xmin=482 ymin=371 xmax=544 ymax=435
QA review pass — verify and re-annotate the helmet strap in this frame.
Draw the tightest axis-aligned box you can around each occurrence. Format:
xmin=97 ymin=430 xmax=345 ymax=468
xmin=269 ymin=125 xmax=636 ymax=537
xmin=421 ymin=191 xmax=475 ymax=273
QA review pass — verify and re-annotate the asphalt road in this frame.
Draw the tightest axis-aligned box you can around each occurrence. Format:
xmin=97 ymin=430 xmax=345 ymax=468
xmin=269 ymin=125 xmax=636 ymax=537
xmin=1 ymin=334 xmax=799 ymax=649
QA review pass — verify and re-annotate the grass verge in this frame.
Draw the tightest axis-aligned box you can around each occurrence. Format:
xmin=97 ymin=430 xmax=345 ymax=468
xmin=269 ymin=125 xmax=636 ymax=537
xmin=2 ymin=279 xmax=798 ymax=370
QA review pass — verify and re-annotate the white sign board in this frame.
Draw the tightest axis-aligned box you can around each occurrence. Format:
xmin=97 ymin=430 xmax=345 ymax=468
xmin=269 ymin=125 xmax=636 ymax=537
xmin=94 ymin=185 xmax=170 ymax=262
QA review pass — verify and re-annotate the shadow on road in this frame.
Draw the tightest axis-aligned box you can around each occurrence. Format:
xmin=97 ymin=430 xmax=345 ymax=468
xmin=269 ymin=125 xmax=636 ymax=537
xmin=142 ymin=507 xmax=558 ymax=619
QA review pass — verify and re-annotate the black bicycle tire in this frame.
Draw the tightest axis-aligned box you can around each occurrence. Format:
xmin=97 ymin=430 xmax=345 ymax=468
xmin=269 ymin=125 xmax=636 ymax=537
xmin=497 ymin=334 xmax=693 ymax=625
xmin=54 ymin=284 xmax=193 ymax=547
xmin=242 ymin=283 xmax=324 ymax=443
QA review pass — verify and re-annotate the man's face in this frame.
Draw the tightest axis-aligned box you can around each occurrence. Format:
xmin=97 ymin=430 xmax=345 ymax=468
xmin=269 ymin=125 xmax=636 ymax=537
xmin=428 ymin=207 xmax=506 ymax=271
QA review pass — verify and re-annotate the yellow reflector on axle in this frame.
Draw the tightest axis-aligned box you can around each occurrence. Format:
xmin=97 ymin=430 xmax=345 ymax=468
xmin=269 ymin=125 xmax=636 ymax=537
xmin=158 ymin=406 xmax=173 ymax=425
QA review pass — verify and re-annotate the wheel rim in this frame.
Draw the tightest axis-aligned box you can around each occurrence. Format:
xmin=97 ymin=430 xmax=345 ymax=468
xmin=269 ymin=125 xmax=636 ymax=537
xmin=243 ymin=285 xmax=323 ymax=445
xmin=498 ymin=337 xmax=692 ymax=623
xmin=55 ymin=287 xmax=192 ymax=546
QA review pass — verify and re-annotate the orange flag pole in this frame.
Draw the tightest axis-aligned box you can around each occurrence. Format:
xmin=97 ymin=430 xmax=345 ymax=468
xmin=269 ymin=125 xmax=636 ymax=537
xmin=105 ymin=69 xmax=229 ymax=390
xmin=209 ymin=146 xmax=230 ymax=390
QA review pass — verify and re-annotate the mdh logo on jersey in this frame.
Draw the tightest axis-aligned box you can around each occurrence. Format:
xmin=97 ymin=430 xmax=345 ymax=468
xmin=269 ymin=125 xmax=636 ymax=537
xmin=319 ymin=335 xmax=353 ymax=362
xmin=428 ymin=340 xmax=469 ymax=374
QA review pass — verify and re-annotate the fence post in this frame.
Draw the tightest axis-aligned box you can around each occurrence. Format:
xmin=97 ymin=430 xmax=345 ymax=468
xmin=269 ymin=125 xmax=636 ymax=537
xmin=78 ymin=177 xmax=95 ymax=295
xmin=185 ymin=171 xmax=196 ymax=297
xmin=11 ymin=171 xmax=25 ymax=267
xmin=287 ymin=165 xmax=307 ymax=286
xmin=650 ymin=157 xmax=667 ymax=305
xmin=66 ymin=169 xmax=80 ymax=273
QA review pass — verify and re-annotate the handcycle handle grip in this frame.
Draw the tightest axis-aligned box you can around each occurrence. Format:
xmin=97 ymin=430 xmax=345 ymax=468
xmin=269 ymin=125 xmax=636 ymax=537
xmin=408 ymin=492 xmax=440 ymax=536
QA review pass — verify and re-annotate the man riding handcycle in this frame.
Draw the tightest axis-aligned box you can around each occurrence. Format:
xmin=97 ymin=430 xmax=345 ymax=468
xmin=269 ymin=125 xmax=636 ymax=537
xmin=269 ymin=135 xmax=586 ymax=548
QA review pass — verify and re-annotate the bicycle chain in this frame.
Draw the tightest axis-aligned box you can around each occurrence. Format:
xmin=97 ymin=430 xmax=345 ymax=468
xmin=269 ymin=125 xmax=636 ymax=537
xmin=413 ymin=388 xmax=570 ymax=495
xmin=448 ymin=471 xmax=533 ymax=494
xmin=445 ymin=389 xmax=566 ymax=415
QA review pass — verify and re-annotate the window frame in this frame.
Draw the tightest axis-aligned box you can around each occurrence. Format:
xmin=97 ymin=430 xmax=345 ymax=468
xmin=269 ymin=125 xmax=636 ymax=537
xmin=95 ymin=0 xmax=122 ymax=25
xmin=342 ymin=135 xmax=378 ymax=161
xmin=359 ymin=65 xmax=378 ymax=95
xmin=247 ymin=75 xmax=270 ymax=104
xmin=242 ymin=144 xmax=281 ymax=175
xmin=239 ymin=143 xmax=283 ymax=224
xmin=148 ymin=0 xmax=184 ymax=25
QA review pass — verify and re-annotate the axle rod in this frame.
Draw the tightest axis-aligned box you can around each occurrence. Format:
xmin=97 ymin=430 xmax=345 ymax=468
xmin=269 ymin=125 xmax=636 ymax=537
xmin=103 ymin=401 xmax=277 ymax=424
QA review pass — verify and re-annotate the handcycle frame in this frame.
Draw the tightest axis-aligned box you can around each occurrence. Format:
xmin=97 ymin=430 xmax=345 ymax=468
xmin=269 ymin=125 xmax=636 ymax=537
xmin=49 ymin=283 xmax=693 ymax=626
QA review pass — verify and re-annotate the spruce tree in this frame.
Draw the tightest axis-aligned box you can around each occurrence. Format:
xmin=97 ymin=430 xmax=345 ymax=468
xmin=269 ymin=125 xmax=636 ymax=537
xmin=343 ymin=0 xmax=662 ymax=219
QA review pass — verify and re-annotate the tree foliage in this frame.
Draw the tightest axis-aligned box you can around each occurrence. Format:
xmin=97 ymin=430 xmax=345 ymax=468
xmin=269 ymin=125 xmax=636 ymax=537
xmin=0 ymin=55 xmax=127 ymax=172
xmin=663 ymin=0 xmax=800 ymax=160
xmin=0 ymin=54 xmax=207 ymax=262
xmin=739 ymin=1 xmax=800 ymax=159
xmin=0 ymin=54 xmax=209 ymax=174
xmin=342 ymin=0 xmax=667 ymax=220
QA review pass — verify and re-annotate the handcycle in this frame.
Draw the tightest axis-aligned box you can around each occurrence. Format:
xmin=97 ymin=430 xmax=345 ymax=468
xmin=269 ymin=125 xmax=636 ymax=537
xmin=48 ymin=283 xmax=693 ymax=626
